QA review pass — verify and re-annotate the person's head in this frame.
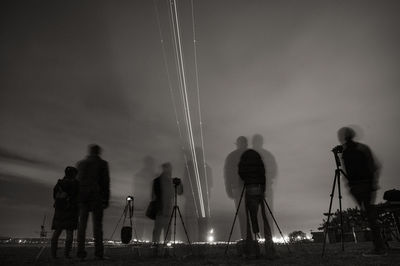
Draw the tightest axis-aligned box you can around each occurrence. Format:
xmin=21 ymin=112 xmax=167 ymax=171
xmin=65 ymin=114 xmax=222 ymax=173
xmin=252 ymin=134 xmax=264 ymax=149
xmin=88 ymin=144 xmax=102 ymax=156
xmin=236 ymin=136 xmax=248 ymax=149
xmin=161 ymin=162 xmax=172 ymax=176
xmin=65 ymin=166 xmax=78 ymax=179
xmin=337 ymin=127 xmax=356 ymax=144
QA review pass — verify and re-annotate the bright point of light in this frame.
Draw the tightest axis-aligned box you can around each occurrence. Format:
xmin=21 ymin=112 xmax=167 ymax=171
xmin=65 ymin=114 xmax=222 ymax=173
xmin=167 ymin=242 xmax=172 ymax=247
xmin=272 ymin=235 xmax=289 ymax=243
xmin=210 ymin=228 xmax=214 ymax=234
xmin=207 ymin=235 xmax=214 ymax=243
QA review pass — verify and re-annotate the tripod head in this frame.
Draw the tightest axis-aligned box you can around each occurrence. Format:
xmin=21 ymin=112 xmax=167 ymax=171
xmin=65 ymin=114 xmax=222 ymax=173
xmin=126 ymin=195 xmax=134 ymax=202
xmin=331 ymin=145 xmax=343 ymax=169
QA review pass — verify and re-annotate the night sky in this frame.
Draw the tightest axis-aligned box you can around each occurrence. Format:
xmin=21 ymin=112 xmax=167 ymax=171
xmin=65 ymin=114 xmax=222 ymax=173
xmin=1 ymin=0 xmax=399 ymax=240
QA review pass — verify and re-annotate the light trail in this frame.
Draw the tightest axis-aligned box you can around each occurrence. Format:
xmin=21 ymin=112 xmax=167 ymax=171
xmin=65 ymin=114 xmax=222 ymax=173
xmin=169 ymin=0 xmax=206 ymax=218
xmin=153 ymin=0 xmax=200 ymax=217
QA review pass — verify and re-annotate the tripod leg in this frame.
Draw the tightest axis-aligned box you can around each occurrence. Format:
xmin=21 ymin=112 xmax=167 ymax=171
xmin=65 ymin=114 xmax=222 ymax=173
xmin=337 ymin=171 xmax=344 ymax=251
xmin=173 ymin=206 xmax=177 ymax=245
xmin=176 ymin=207 xmax=192 ymax=246
xmin=225 ymin=185 xmax=246 ymax=255
xmin=263 ymin=198 xmax=291 ymax=253
xmin=163 ymin=208 xmax=175 ymax=245
xmin=322 ymin=172 xmax=338 ymax=257
xmin=109 ymin=204 xmax=128 ymax=241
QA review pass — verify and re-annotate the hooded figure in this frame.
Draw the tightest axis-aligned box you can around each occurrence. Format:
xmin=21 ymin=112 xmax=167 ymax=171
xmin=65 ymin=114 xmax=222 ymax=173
xmin=51 ymin=166 xmax=79 ymax=259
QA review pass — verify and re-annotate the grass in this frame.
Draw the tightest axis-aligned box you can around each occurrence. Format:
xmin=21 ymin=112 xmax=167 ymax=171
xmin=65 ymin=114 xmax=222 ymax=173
xmin=1 ymin=241 xmax=399 ymax=265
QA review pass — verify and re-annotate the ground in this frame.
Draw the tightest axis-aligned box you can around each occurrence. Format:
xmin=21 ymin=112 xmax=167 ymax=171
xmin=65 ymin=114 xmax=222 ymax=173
xmin=0 ymin=242 xmax=399 ymax=265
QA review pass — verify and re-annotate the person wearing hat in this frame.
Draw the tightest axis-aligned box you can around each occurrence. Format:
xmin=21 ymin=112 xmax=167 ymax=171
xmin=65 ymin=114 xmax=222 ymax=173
xmin=50 ymin=166 xmax=79 ymax=259
xmin=337 ymin=126 xmax=386 ymax=256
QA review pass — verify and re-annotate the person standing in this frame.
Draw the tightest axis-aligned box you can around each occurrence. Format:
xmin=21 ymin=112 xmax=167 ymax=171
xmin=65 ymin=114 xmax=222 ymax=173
xmin=50 ymin=166 xmax=79 ymax=259
xmin=151 ymin=162 xmax=182 ymax=243
xmin=239 ymin=149 xmax=276 ymax=257
xmin=224 ymin=136 xmax=249 ymax=240
xmin=251 ymin=134 xmax=277 ymax=235
xmin=337 ymin=127 xmax=386 ymax=256
xmin=76 ymin=144 xmax=110 ymax=260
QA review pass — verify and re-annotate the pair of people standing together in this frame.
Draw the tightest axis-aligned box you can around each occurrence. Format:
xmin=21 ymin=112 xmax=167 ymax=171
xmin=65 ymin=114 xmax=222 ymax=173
xmin=51 ymin=144 xmax=110 ymax=260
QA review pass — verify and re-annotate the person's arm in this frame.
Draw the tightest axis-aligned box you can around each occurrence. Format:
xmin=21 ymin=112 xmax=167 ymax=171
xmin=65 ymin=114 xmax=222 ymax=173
xmin=53 ymin=182 xmax=59 ymax=200
xmin=223 ymin=157 xmax=234 ymax=198
xmin=101 ymin=161 xmax=110 ymax=208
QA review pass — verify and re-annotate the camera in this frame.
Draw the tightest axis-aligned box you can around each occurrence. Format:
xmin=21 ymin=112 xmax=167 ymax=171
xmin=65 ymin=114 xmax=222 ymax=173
xmin=126 ymin=196 xmax=134 ymax=201
xmin=332 ymin=145 xmax=343 ymax=153
xmin=173 ymin=177 xmax=181 ymax=186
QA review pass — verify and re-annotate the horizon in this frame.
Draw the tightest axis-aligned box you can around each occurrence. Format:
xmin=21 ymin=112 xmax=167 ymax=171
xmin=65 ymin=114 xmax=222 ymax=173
xmin=1 ymin=0 xmax=399 ymax=241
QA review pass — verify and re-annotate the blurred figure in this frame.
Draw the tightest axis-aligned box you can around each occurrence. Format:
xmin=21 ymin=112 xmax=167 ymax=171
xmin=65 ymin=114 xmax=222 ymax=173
xmin=51 ymin=166 xmax=79 ymax=259
xmin=133 ymin=156 xmax=156 ymax=240
xmin=76 ymin=144 xmax=110 ymax=260
xmin=184 ymin=147 xmax=213 ymax=242
xmin=251 ymin=134 xmax=277 ymax=235
xmin=224 ymin=136 xmax=249 ymax=240
xmin=151 ymin=162 xmax=182 ymax=243
xmin=239 ymin=149 xmax=276 ymax=257
xmin=337 ymin=127 xmax=386 ymax=256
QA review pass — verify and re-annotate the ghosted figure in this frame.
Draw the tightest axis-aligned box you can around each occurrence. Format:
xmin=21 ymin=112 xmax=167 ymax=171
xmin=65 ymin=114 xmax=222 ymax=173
xmin=239 ymin=149 xmax=276 ymax=255
xmin=133 ymin=156 xmax=156 ymax=240
xmin=184 ymin=147 xmax=213 ymax=242
xmin=51 ymin=166 xmax=79 ymax=259
xmin=224 ymin=136 xmax=248 ymax=239
xmin=252 ymin=134 xmax=277 ymax=234
xmin=76 ymin=144 xmax=110 ymax=260
xmin=151 ymin=162 xmax=183 ymax=243
xmin=338 ymin=127 xmax=386 ymax=256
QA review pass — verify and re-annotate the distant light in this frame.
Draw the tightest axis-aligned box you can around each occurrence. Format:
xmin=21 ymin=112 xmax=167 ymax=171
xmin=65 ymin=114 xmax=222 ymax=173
xmin=207 ymin=228 xmax=215 ymax=243
xmin=167 ymin=242 xmax=172 ymax=247
xmin=272 ymin=235 xmax=289 ymax=243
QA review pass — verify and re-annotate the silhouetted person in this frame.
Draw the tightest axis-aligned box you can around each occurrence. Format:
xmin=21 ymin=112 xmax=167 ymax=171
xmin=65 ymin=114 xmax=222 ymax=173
xmin=51 ymin=166 xmax=79 ymax=259
xmin=337 ymin=127 xmax=386 ymax=256
xmin=224 ymin=136 xmax=248 ymax=239
xmin=239 ymin=149 xmax=276 ymax=256
xmin=133 ymin=156 xmax=156 ymax=240
xmin=252 ymin=134 xmax=277 ymax=235
xmin=151 ymin=162 xmax=182 ymax=243
xmin=76 ymin=144 xmax=110 ymax=260
xmin=184 ymin=147 xmax=213 ymax=242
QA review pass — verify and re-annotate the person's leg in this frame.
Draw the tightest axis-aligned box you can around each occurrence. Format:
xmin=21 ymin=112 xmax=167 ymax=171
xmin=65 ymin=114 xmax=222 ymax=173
xmin=92 ymin=204 xmax=104 ymax=258
xmin=65 ymin=230 xmax=73 ymax=258
xmin=260 ymin=198 xmax=276 ymax=256
xmin=152 ymin=215 xmax=163 ymax=243
xmin=51 ymin=229 xmax=62 ymax=258
xmin=351 ymin=188 xmax=385 ymax=254
xmin=234 ymin=193 xmax=248 ymax=240
xmin=246 ymin=193 xmax=260 ymax=235
xmin=162 ymin=214 xmax=172 ymax=242
xmin=362 ymin=194 xmax=385 ymax=251
xmin=77 ymin=204 xmax=89 ymax=258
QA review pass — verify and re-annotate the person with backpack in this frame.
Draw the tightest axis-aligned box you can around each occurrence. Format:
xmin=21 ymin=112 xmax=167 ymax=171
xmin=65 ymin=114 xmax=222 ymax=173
xmin=50 ymin=166 xmax=79 ymax=259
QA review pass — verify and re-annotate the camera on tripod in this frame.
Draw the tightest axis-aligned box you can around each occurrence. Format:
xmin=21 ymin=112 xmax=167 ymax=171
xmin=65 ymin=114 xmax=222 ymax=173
xmin=173 ymin=177 xmax=181 ymax=186
xmin=126 ymin=196 xmax=134 ymax=201
xmin=332 ymin=145 xmax=343 ymax=153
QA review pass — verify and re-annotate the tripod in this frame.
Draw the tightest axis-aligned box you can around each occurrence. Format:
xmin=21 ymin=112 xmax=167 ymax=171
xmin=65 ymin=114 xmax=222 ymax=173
xmin=225 ymin=184 xmax=290 ymax=255
xmin=110 ymin=196 xmax=139 ymax=244
xmin=163 ymin=182 xmax=191 ymax=251
xmin=321 ymin=148 xmax=348 ymax=256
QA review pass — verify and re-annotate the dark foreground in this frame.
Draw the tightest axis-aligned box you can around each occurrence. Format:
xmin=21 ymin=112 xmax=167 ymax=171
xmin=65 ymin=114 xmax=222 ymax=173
xmin=1 ymin=242 xmax=400 ymax=266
